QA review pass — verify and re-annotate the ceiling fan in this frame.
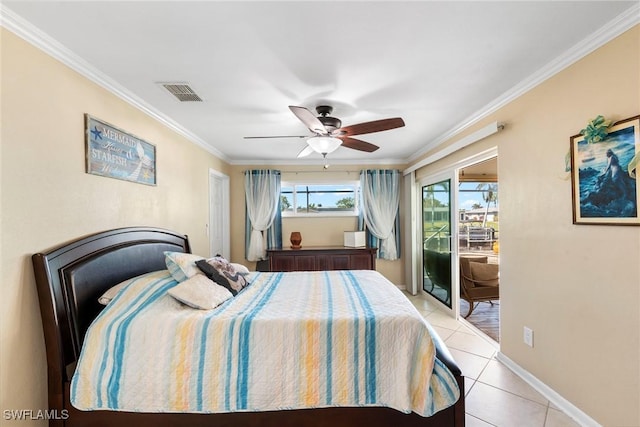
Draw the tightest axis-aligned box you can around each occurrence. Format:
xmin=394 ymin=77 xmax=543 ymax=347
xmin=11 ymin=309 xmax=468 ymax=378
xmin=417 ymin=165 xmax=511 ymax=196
xmin=244 ymin=105 xmax=405 ymax=158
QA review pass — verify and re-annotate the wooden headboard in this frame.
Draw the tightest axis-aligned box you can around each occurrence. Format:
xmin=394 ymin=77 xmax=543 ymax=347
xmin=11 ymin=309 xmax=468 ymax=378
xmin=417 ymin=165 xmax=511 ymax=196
xmin=32 ymin=227 xmax=190 ymax=409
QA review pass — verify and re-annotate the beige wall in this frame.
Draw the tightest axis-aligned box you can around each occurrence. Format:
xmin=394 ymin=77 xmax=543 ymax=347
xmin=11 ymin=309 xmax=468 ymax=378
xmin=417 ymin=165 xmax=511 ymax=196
xmin=0 ymin=29 xmax=230 ymax=425
xmin=411 ymin=26 xmax=640 ymax=426
xmin=228 ymin=164 xmax=406 ymax=285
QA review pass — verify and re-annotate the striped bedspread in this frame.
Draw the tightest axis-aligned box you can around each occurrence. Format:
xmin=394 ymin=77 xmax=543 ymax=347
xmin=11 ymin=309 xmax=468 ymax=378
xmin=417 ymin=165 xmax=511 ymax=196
xmin=71 ymin=269 xmax=460 ymax=416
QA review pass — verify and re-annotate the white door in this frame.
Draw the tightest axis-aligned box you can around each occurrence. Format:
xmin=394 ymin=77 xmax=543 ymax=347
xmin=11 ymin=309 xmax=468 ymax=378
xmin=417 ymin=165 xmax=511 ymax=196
xmin=209 ymin=169 xmax=230 ymax=259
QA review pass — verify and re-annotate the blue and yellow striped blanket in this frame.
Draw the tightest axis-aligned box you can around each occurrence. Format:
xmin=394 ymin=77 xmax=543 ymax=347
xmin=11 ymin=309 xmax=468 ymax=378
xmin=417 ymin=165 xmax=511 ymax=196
xmin=71 ymin=269 xmax=459 ymax=416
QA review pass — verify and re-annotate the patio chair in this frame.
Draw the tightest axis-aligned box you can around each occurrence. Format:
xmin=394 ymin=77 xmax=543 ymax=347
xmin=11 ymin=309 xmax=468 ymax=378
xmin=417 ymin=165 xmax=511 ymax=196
xmin=459 ymin=255 xmax=499 ymax=318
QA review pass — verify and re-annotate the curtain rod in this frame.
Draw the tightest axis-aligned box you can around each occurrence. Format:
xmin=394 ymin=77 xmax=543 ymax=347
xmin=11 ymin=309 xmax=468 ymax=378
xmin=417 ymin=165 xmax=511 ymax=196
xmin=283 ymin=169 xmax=361 ymax=174
xmin=242 ymin=169 xmax=401 ymax=174
xmin=242 ymin=169 xmax=362 ymax=174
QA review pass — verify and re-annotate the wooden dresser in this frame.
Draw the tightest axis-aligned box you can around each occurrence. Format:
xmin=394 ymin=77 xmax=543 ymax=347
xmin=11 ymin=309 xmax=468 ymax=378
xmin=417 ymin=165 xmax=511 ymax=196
xmin=267 ymin=246 xmax=377 ymax=272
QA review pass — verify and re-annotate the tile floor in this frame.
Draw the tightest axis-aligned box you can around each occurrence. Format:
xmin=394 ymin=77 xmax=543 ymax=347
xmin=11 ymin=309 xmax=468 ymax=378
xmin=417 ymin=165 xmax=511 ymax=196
xmin=405 ymin=293 xmax=582 ymax=427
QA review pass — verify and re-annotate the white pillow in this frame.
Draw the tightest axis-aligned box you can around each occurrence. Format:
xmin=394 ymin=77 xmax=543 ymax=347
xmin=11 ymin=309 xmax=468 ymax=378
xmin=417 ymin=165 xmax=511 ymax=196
xmin=98 ymin=271 xmax=159 ymax=305
xmin=167 ymin=274 xmax=233 ymax=310
xmin=98 ymin=281 xmax=128 ymax=305
xmin=98 ymin=270 xmax=172 ymax=305
xmin=230 ymin=262 xmax=250 ymax=275
xmin=164 ymin=251 xmax=205 ymax=282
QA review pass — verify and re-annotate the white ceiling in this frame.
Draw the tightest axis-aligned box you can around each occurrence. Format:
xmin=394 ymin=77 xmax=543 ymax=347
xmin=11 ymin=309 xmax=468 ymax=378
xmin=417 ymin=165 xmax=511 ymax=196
xmin=3 ymin=1 xmax=638 ymax=165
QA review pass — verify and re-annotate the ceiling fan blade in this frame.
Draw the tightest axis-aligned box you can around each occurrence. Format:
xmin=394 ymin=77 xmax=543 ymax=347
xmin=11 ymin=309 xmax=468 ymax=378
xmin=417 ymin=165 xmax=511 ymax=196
xmin=297 ymin=145 xmax=315 ymax=158
xmin=244 ymin=135 xmax=307 ymax=139
xmin=338 ymin=117 xmax=405 ymax=136
xmin=338 ymin=136 xmax=379 ymax=153
xmin=289 ymin=106 xmax=328 ymax=134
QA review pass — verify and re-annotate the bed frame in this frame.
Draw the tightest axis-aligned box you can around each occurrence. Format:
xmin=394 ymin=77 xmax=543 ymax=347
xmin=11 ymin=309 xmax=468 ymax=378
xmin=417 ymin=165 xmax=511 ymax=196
xmin=32 ymin=227 xmax=465 ymax=427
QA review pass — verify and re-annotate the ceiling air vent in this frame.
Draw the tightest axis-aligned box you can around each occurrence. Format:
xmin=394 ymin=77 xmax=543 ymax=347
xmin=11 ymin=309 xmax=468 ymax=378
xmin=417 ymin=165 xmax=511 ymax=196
xmin=159 ymin=82 xmax=203 ymax=102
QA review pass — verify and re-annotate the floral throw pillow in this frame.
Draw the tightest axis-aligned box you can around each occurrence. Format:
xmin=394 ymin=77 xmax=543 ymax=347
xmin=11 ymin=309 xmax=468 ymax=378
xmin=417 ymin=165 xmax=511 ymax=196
xmin=195 ymin=256 xmax=249 ymax=296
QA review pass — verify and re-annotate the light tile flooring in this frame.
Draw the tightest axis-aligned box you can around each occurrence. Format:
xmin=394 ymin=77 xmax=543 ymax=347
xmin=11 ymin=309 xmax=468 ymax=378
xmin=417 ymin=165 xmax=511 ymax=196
xmin=405 ymin=293 xmax=581 ymax=427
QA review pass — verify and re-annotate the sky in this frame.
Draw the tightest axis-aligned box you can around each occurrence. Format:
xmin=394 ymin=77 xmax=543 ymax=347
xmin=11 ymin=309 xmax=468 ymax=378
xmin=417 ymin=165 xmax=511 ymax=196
xmin=458 ymin=183 xmax=499 ymax=211
xmin=458 ymin=192 xmax=497 ymax=210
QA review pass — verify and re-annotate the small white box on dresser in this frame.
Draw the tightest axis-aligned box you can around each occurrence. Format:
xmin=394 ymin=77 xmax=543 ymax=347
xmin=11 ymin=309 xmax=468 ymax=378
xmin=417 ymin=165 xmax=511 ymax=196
xmin=344 ymin=231 xmax=366 ymax=247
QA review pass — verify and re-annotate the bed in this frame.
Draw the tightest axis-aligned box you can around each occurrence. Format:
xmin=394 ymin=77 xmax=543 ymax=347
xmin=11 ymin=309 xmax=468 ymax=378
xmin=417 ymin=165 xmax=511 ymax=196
xmin=32 ymin=227 xmax=465 ymax=427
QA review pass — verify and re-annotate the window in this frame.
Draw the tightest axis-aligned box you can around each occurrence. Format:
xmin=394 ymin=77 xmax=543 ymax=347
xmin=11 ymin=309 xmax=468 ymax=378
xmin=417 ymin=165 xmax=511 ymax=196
xmin=281 ymin=181 xmax=360 ymax=217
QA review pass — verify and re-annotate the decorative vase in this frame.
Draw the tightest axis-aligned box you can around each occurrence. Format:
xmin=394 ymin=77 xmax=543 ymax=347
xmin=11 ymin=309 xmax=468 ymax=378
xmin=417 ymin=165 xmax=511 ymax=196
xmin=290 ymin=231 xmax=302 ymax=249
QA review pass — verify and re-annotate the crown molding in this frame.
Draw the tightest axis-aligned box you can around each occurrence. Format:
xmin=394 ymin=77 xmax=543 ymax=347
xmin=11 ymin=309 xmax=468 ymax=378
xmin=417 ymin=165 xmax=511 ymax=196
xmin=0 ymin=4 xmax=230 ymax=163
xmin=406 ymin=2 xmax=640 ymax=164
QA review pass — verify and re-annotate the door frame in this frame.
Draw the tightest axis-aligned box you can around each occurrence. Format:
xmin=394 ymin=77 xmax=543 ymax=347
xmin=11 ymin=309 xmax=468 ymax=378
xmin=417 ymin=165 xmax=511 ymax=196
xmin=455 ymin=148 xmax=498 ymax=323
xmin=208 ymin=168 xmax=230 ymax=260
xmin=412 ymin=147 xmax=498 ymax=320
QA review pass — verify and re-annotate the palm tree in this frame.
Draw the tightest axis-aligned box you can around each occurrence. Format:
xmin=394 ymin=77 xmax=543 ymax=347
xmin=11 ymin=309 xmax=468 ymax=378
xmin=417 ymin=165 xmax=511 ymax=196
xmin=475 ymin=183 xmax=498 ymax=227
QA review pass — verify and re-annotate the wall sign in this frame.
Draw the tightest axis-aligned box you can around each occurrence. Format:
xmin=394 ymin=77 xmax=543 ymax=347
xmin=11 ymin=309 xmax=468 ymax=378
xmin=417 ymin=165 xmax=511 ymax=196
xmin=85 ymin=114 xmax=156 ymax=186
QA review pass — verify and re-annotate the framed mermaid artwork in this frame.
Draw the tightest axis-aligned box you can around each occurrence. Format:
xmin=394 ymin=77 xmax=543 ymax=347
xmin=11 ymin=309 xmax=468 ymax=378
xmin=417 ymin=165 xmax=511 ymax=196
xmin=85 ymin=114 xmax=157 ymax=186
xmin=570 ymin=115 xmax=639 ymax=225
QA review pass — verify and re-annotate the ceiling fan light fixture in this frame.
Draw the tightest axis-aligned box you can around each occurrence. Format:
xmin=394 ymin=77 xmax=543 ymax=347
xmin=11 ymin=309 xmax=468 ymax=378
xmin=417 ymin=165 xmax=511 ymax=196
xmin=307 ymin=136 xmax=342 ymax=155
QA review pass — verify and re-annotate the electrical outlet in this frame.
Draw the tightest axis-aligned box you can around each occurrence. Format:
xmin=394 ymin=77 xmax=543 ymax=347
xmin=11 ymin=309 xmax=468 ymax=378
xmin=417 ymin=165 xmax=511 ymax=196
xmin=523 ymin=326 xmax=534 ymax=347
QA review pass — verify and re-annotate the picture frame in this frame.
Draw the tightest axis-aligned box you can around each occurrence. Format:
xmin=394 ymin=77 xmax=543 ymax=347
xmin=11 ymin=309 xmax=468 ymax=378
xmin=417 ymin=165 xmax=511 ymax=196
xmin=85 ymin=114 xmax=157 ymax=186
xmin=570 ymin=115 xmax=639 ymax=225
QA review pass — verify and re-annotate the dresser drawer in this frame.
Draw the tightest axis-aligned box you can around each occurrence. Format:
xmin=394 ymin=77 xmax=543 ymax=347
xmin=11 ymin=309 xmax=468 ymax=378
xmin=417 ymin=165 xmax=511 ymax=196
xmin=267 ymin=247 xmax=377 ymax=272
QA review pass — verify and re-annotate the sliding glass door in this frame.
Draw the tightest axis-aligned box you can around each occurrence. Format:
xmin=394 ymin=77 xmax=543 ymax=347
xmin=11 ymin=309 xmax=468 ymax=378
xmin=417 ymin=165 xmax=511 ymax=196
xmin=421 ymin=177 xmax=455 ymax=310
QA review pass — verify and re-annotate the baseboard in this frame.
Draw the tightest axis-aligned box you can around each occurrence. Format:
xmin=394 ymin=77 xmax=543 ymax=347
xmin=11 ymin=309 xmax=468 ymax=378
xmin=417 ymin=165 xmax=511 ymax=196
xmin=495 ymin=352 xmax=602 ymax=427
